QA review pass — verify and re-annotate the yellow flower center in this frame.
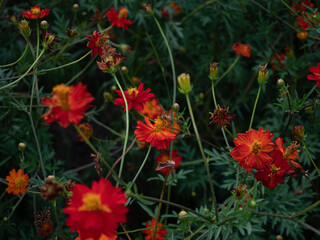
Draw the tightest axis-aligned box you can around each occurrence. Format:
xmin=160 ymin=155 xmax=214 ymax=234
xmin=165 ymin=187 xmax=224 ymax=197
xmin=15 ymin=177 xmax=26 ymax=188
xmin=53 ymin=84 xmax=70 ymax=111
xmin=268 ymin=164 xmax=280 ymax=177
xmin=31 ymin=7 xmax=41 ymax=15
xmin=127 ymin=87 xmax=139 ymax=96
xmin=252 ymin=141 xmax=262 ymax=154
xmin=284 ymin=142 xmax=300 ymax=159
xmin=154 ymin=117 xmax=170 ymax=132
xmin=79 ymin=193 xmax=112 ymax=212
xmin=118 ymin=8 xmax=128 ymax=19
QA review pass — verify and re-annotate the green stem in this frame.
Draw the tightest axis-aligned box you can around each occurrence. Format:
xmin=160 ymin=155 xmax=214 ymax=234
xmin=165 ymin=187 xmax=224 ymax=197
xmin=223 ymin=126 xmax=234 ymax=139
xmin=180 ymin=0 xmax=218 ymax=24
xmin=113 ymin=74 xmax=130 ymax=186
xmin=215 ymin=55 xmax=240 ymax=87
xmin=87 ymin=115 xmax=123 ymax=138
xmin=302 ymin=140 xmax=320 ymax=177
xmin=66 ymin=54 xmax=96 ymax=85
xmin=0 ymin=49 xmax=45 ymax=91
xmin=92 ymin=136 xmax=113 ymax=142
xmin=8 ymin=194 xmax=26 ymax=220
xmin=248 ymin=84 xmax=262 ymax=130
xmin=53 ymin=201 xmax=66 ymax=240
xmin=48 ymin=38 xmax=71 ymax=62
xmin=126 ymin=145 xmax=152 ymax=193
xmin=185 ymin=94 xmax=219 ymax=221
xmin=0 ymin=39 xmax=29 ymax=68
xmin=36 ymin=20 xmax=40 ymax=59
xmin=152 ymin=15 xmax=176 ymax=104
xmin=292 ymin=200 xmax=320 ymax=218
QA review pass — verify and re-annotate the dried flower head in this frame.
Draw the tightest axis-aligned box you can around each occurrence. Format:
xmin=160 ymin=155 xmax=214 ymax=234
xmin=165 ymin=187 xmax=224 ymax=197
xmin=292 ymin=125 xmax=305 ymax=140
xmin=91 ymin=153 xmax=103 ymax=177
xmin=39 ymin=176 xmax=64 ymax=202
xmin=209 ymin=105 xmax=235 ymax=129
xmin=97 ymin=45 xmax=126 ymax=73
xmin=90 ymin=8 xmax=105 ymax=22
xmin=209 ymin=62 xmax=219 ymax=80
xmin=34 ymin=207 xmax=51 ymax=226
xmin=77 ymin=123 xmax=93 ymax=142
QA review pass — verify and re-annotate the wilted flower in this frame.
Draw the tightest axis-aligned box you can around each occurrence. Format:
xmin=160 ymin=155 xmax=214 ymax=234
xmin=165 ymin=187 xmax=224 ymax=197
xmin=66 ymin=27 xmax=78 ymax=38
xmin=209 ymin=105 xmax=235 ymax=129
xmin=90 ymin=8 xmax=105 ymax=22
xmin=258 ymin=63 xmax=268 ymax=85
xmin=86 ymin=31 xmax=109 ymax=58
xmin=209 ymin=62 xmax=219 ymax=80
xmin=77 ymin=123 xmax=93 ymax=142
xmin=39 ymin=176 xmax=64 ymax=202
xmin=292 ymin=125 xmax=305 ymax=140
xmin=96 ymin=45 xmax=126 ymax=73
xmin=42 ymin=32 xmax=59 ymax=49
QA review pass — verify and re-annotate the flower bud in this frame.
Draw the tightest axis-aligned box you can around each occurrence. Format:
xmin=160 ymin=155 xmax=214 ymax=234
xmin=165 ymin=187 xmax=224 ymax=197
xmin=191 ymin=191 xmax=196 ymax=197
xmin=297 ymin=31 xmax=308 ymax=40
xmin=178 ymin=210 xmax=188 ymax=221
xmin=276 ymin=235 xmax=283 ymax=240
xmin=73 ymin=4 xmax=79 ymax=11
xmin=258 ymin=63 xmax=268 ymax=85
xmin=40 ymin=20 xmax=49 ymax=30
xmin=10 ymin=16 xmax=18 ymax=26
xmin=18 ymin=142 xmax=27 ymax=151
xmin=199 ymin=92 xmax=204 ymax=99
xmin=209 ymin=62 xmax=219 ymax=80
xmin=172 ymin=103 xmax=180 ymax=112
xmin=305 ymin=106 xmax=313 ymax=114
xmin=111 ymin=85 xmax=117 ymax=92
xmin=103 ymin=92 xmax=113 ymax=102
xmin=119 ymin=44 xmax=132 ymax=54
xmin=132 ymin=77 xmax=140 ymax=85
xmin=42 ymin=32 xmax=58 ymax=50
xmin=18 ymin=20 xmax=31 ymax=38
xmin=249 ymin=199 xmax=256 ymax=208
xmin=121 ymin=66 xmax=128 ymax=73
xmin=292 ymin=125 xmax=305 ymax=140
xmin=177 ymin=73 xmax=192 ymax=94
xmin=66 ymin=27 xmax=78 ymax=38
xmin=277 ymin=79 xmax=284 ymax=87
xmin=77 ymin=123 xmax=93 ymax=142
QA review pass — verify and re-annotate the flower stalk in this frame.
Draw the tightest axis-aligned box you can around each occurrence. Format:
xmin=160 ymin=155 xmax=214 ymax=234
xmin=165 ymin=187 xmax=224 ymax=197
xmin=248 ymin=84 xmax=262 ymax=130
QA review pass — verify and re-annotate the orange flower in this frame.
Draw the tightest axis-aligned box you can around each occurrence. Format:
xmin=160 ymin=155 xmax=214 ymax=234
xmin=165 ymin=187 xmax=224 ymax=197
xmin=139 ymin=98 xmax=164 ymax=119
xmin=232 ymin=43 xmax=251 ymax=58
xmin=134 ymin=116 xmax=176 ymax=150
xmin=106 ymin=7 xmax=133 ymax=30
xmin=41 ymin=83 xmax=94 ymax=128
xmin=270 ymin=53 xmax=286 ymax=70
xmin=5 ymin=169 xmax=29 ymax=195
xmin=275 ymin=138 xmax=300 ymax=160
xmin=142 ymin=218 xmax=167 ymax=240
xmin=77 ymin=123 xmax=93 ymax=142
xmin=75 ymin=232 xmax=117 ymax=240
xmin=39 ymin=222 xmax=54 ymax=236
xmin=86 ymin=31 xmax=109 ymax=58
xmin=21 ymin=5 xmax=49 ymax=19
xmin=230 ymin=128 xmax=275 ymax=173
xmin=156 ymin=150 xmax=182 ymax=175
xmin=64 ymin=178 xmax=128 ymax=240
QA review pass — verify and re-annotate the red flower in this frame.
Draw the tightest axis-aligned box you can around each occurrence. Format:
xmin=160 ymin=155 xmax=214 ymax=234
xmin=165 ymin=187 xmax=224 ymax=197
xmin=134 ymin=116 xmax=176 ymax=150
xmin=230 ymin=128 xmax=275 ymax=173
xmin=254 ymin=150 xmax=292 ymax=189
xmin=39 ymin=222 xmax=54 ymax=236
xmin=86 ymin=31 xmax=109 ymax=58
xmin=162 ymin=9 xmax=170 ymax=18
xmin=139 ymin=98 xmax=164 ymax=119
xmin=75 ymin=232 xmax=117 ymax=240
xmin=96 ymin=45 xmax=126 ymax=72
xmin=77 ymin=123 xmax=93 ymax=142
xmin=142 ymin=218 xmax=167 ymax=240
xmin=292 ymin=0 xmax=314 ymax=12
xmin=209 ymin=105 xmax=235 ymax=129
xmin=114 ymin=83 xmax=155 ymax=112
xmin=41 ymin=83 xmax=94 ymax=128
xmin=156 ymin=150 xmax=182 ymax=175
xmin=5 ymin=169 xmax=29 ymax=195
xmin=275 ymin=138 xmax=300 ymax=160
xmin=270 ymin=53 xmax=286 ymax=70
xmin=63 ymin=178 xmax=128 ymax=240
xmin=232 ymin=43 xmax=251 ymax=58
xmin=307 ymin=63 xmax=320 ymax=88
xmin=22 ymin=6 xmax=49 ymax=19
xmin=106 ymin=7 xmax=133 ymax=30
xmin=297 ymin=11 xmax=319 ymax=30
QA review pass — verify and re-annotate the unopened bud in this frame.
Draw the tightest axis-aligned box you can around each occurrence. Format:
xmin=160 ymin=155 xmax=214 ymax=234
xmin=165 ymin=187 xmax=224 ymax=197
xmin=111 ymin=85 xmax=117 ymax=92
xmin=178 ymin=210 xmax=188 ymax=221
xmin=73 ymin=4 xmax=79 ymax=11
xmin=18 ymin=142 xmax=27 ymax=151
xmin=199 ymin=92 xmax=204 ymax=99
xmin=258 ymin=63 xmax=268 ymax=85
xmin=18 ymin=20 xmax=31 ymax=38
xmin=209 ymin=62 xmax=219 ymax=80
xmin=172 ymin=103 xmax=180 ymax=112
xmin=119 ymin=44 xmax=132 ymax=54
xmin=249 ymin=199 xmax=256 ymax=208
xmin=132 ymin=77 xmax=140 ymax=85
xmin=103 ymin=92 xmax=113 ymax=102
xmin=191 ymin=192 xmax=196 ymax=197
xmin=177 ymin=73 xmax=192 ymax=94
xmin=10 ymin=16 xmax=18 ymax=26
xmin=46 ymin=175 xmax=56 ymax=182
xmin=40 ymin=20 xmax=49 ymax=30
xmin=66 ymin=27 xmax=78 ymax=38
xmin=292 ymin=125 xmax=305 ymax=140
xmin=276 ymin=235 xmax=283 ymax=240
xmin=277 ymin=79 xmax=284 ymax=87
xmin=121 ymin=66 xmax=128 ymax=73
xmin=81 ymin=11 xmax=87 ymax=16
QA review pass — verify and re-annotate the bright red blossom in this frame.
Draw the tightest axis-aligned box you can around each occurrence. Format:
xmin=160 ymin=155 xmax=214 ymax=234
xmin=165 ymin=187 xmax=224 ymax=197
xmin=275 ymin=138 xmax=300 ymax=160
xmin=106 ymin=7 xmax=133 ymax=30
xmin=139 ymin=98 xmax=164 ymax=119
xmin=63 ymin=178 xmax=128 ymax=240
xmin=232 ymin=43 xmax=251 ymax=58
xmin=5 ymin=169 xmax=29 ymax=195
xmin=142 ymin=218 xmax=167 ymax=240
xmin=209 ymin=105 xmax=235 ymax=129
xmin=230 ymin=128 xmax=275 ymax=173
xmin=156 ymin=150 xmax=182 ymax=175
xmin=307 ymin=63 xmax=320 ymax=88
xmin=41 ymin=83 xmax=94 ymax=128
xmin=22 ymin=6 xmax=49 ymax=19
xmin=134 ymin=116 xmax=176 ymax=150
xmin=114 ymin=83 xmax=155 ymax=112
xmin=86 ymin=31 xmax=109 ymax=58
xmin=292 ymin=0 xmax=314 ymax=12
xmin=75 ymin=231 xmax=117 ymax=240
xmin=39 ymin=222 xmax=54 ymax=236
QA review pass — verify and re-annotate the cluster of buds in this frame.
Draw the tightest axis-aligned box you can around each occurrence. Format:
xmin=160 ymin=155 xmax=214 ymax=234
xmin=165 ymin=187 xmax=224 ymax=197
xmin=177 ymin=73 xmax=192 ymax=94
xmin=39 ymin=175 xmax=63 ymax=202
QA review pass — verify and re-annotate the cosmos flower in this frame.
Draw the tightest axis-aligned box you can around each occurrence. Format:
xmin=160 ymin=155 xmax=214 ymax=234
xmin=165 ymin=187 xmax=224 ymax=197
xmin=86 ymin=31 xmax=110 ymax=58
xmin=106 ymin=7 xmax=133 ymax=30
xmin=307 ymin=63 xmax=320 ymax=88
xmin=134 ymin=116 xmax=176 ymax=150
xmin=232 ymin=43 xmax=251 ymax=58
xmin=142 ymin=218 xmax=167 ymax=240
xmin=5 ymin=169 xmax=29 ymax=195
xmin=114 ymin=83 xmax=155 ymax=112
xmin=292 ymin=0 xmax=314 ymax=12
xmin=274 ymin=138 xmax=300 ymax=160
xmin=41 ymin=83 xmax=94 ymax=128
xmin=77 ymin=123 xmax=93 ymax=142
xmin=139 ymin=98 xmax=164 ymax=119
xmin=64 ymin=178 xmax=128 ymax=240
xmin=21 ymin=5 xmax=49 ymax=19
xmin=75 ymin=232 xmax=117 ymax=240
xmin=155 ymin=150 xmax=182 ymax=175
xmin=39 ymin=222 xmax=54 ymax=237
xmin=96 ymin=45 xmax=126 ymax=72
xmin=209 ymin=105 xmax=235 ymax=129
xmin=230 ymin=128 xmax=275 ymax=173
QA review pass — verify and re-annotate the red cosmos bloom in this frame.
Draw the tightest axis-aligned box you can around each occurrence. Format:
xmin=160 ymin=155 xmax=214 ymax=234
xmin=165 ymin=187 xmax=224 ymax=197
xmin=254 ymin=150 xmax=292 ymax=189
xmin=209 ymin=105 xmax=235 ymax=129
xmin=39 ymin=222 xmax=54 ymax=237
xmin=86 ymin=31 xmax=109 ymax=58
xmin=232 ymin=43 xmax=251 ymax=58
xmin=230 ymin=128 xmax=275 ymax=173
xmin=307 ymin=63 xmax=320 ymax=88
xmin=63 ymin=178 xmax=128 ymax=240
xmin=22 ymin=6 xmax=49 ymax=19
xmin=114 ymin=83 xmax=155 ymax=112
xmin=134 ymin=116 xmax=176 ymax=150
xmin=155 ymin=150 xmax=182 ymax=175
xmin=41 ymin=83 xmax=94 ymax=128
xmin=275 ymin=138 xmax=300 ymax=160
xmin=77 ymin=123 xmax=93 ymax=142
xmin=75 ymin=232 xmax=117 ymax=240
xmin=292 ymin=0 xmax=314 ymax=12
xmin=162 ymin=9 xmax=170 ymax=18
xmin=106 ymin=7 xmax=133 ymax=30
xmin=270 ymin=53 xmax=286 ymax=70
xmin=5 ymin=169 xmax=29 ymax=195
xmin=139 ymin=98 xmax=164 ymax=119
xmin=142 ymin=218 xmax=167 ymax=240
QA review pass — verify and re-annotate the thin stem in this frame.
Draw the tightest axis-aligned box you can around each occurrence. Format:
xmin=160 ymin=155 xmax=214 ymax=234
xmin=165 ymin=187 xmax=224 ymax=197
xmin=302 ymin=140 xmax=320 ymax=177
xmin=36 ymin=20 xmax=40 ymax=59
xmin=0 ymin=49 xmax=45 ymax=91
xmin=126 ymin=145 xmax=152 ymax=193
xmin=292 ymin=200 xmax=320 ymax=218
xmin=180 ymin=0 xmax=218 ymax=24
xmin=185 ymin=94 xmax=219 ymax=222
xmin=152 ymin=14 xmax=176 ymax=104
xmin=8 ymin=194 xmax=26 ymax=220
xmin=112 ymin=74 xmax=130 ymax=186
xmin=223 ymin=126 xmax=234 ymax=139
xmin=248 ymin=84 xmax=262 ymax=130
xmin=0 ymin=39 xmax=29 ymax=68
xmin=53 ymin=201 xmax=66 ymax=240
xmin=215 ymin=55 xmax=240 ymax=87
xmin=87 ymin=115 xmax=123 ymax=138
xmin=120 ymin=223 xmax=132 ymax=240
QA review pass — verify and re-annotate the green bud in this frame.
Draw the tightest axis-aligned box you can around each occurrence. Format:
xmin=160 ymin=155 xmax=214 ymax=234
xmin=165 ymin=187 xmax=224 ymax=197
xmin=258 ymin=63 xmax=268 ymax=85
xmin=177 ymin=73 xmax=192 ymax=94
